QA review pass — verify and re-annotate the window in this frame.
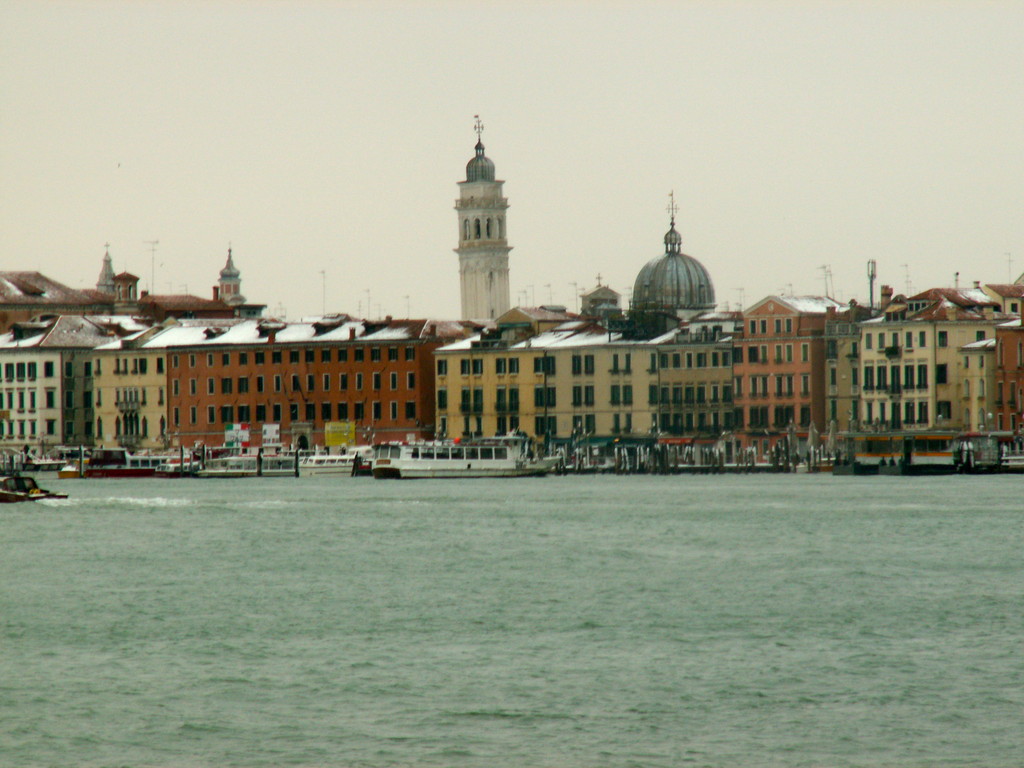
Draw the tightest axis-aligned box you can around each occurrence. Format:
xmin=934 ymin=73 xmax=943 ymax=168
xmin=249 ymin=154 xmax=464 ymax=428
xmin=437 ymin=359 xmax=448 ymax=375
xmin=938 ymin=331 xmax=948 ymax=347
xmin=935 ymin=364 xmax=948 ymax=384
xmin=221 ymin=378 xmax=233 ymax=394
xmin=371 ymin=347 xmax=381 ymax=362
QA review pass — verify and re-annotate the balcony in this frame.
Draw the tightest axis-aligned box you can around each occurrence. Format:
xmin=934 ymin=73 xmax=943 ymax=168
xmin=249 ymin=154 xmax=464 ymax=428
xmin=884 ymin=345 xmax=902 ymax=359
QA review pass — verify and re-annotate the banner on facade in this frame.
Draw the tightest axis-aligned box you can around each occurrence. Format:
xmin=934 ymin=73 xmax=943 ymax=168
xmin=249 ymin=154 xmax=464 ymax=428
xmin=325 ymin=421 xmax=356 ymax=447
xmin=224 ymin=422 xmax=250 ymax=448
xmin=262 ymin=423 xmax=281 ymax=447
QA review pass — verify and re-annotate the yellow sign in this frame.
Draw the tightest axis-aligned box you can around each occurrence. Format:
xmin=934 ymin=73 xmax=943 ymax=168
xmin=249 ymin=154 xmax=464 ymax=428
xmin=325 ymin=421 xmax=356 ymax=447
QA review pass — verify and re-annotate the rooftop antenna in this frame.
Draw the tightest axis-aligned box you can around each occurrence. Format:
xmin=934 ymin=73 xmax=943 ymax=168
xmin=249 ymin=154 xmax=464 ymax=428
xmin=1007 ymin=252 xmax=1013 ymax=283
xmin=820 ymin=265 xmax=834 ymax=298
xmin=144 ymin=240 xmax=159 ymax=293
xmin=404 ymin=295 xmax=410 ymax=317
xmin=364 ymin=288 xmax=371 ymax=319
xmin=737 ymin=287 xmax=746 ymax=310
xmin=901 ymin=263 xmax=911 ymax=295
xmin=954 ymin=271 xmax=960 ymax=289
xmin=544 ymin=283 xmax=552 ymax=303
xmin=867 ymin=259 xmax=877 ymax=310
xmin=569 ymin=281 xmax=579 ymax=312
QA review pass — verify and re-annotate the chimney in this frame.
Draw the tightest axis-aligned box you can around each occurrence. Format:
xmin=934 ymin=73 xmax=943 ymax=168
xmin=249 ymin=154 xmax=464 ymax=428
xmin=349 ymin=327 xmax=356 ymax=340
xmin=973 ymin=280 xmax=981 ymax=289
xmin=880 ymin=285 xmax=893 ymax=310
xmin=213 ymin=286 xmax=220 ymax=301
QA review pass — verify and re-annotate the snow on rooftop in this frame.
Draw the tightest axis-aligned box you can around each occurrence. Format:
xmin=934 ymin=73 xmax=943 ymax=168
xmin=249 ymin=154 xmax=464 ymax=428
xmin=781 ymin=296 xmax=844 ymax=314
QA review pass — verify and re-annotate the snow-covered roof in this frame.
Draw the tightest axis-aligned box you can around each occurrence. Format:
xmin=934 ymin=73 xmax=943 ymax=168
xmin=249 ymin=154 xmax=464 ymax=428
xmin=961 ymin=338 xmax=996 ymax=350
xmin=780 ymin=296 xmax=844 ymax=314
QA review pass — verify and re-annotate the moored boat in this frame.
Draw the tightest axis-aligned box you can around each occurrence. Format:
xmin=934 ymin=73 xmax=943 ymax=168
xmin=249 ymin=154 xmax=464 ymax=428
xmin=372 ymin=435 xmax=558 ymax=479
xmin=298 ymin=447 xmax=373 ymax=477
xmin=196 ymin=450 xmax=299 ymax=478
xmin=83 ymin=448 xmax=166 ymax=478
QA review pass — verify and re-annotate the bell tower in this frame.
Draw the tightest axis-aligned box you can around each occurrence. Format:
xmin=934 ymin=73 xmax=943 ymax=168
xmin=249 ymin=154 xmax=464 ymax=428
xmin=454 ymin=116 xmax=511 ymax=320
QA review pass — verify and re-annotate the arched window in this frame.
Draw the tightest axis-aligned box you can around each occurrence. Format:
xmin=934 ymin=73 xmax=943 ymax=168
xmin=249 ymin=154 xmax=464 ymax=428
xmin=474 ymin=219 xmax=481 ymax=239
xmin=115 ymin=416 xmax=121 ymax=437
xmin=499 ymin=217 xmax=505 ymax=238
xmin=142 ymin=417 xmax=148 ymax=437
xmin=464 ymin=220 xmax=470 ymax=240
xmin=159 ymin=416 xmax=166 ymax=436
xmin=96 ymin=417 xmax=103 ymax=438
xmin=486 ymin=218 xmax=492 ymax=238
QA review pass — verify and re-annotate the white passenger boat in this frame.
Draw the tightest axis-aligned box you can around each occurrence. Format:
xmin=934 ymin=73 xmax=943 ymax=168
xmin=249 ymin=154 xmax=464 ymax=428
xmin=196 ymin=451 xmax=299 ymax=478
xmin=372 ymin=435 xmax=558 ymax=479
xmin=298 ymin=447 xmax=373 ymax=477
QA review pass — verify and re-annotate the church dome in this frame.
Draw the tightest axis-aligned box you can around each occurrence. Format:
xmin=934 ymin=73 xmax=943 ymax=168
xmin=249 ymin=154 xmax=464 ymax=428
xmin=632 ymin=220 xmax=715 ymax=313
xmin=466 ymin=140 xmax=495 ymax=182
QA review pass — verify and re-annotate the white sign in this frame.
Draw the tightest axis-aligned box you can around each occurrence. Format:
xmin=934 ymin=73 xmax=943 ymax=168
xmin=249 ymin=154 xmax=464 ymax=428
xmin=262 ymin=423 xmax=281 ymax=447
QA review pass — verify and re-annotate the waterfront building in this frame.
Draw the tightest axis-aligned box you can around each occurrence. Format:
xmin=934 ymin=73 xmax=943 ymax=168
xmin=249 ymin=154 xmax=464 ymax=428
xmin=823 ymin=302 xmax=874 ymax=433
xmin=857 ymin=286 xmax=1007 ymax=432
xmin=93 ymin=324 xmax=173 ymax=451
xmin=733 ymin=295 xmax=841 ymax=455
xmin=994 ymin=318 xmax=1024 ymax=433
xmin=0 ymin=315 xmax=148 ymax=451
xmin=434 ymin=317 xmax=657 ymax=443
xmin=648 ymin=312 xmax=739 ymax=438
xmin=455 ymin=118 xmax=511 ymax=321
xmin=433 ymin=306 xmax=737 ymax=446
xmin=154 ymin=316 xmax=464 ymax=450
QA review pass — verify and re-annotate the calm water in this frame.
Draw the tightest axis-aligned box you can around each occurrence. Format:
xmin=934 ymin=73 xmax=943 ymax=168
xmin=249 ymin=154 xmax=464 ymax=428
xmin=1 ymin=474 xmax=1022 ymax=767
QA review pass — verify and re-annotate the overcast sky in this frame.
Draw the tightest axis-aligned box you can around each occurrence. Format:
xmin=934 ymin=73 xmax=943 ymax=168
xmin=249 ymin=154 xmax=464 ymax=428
xmin=3 ymin=1 xmax=1022 ymax=321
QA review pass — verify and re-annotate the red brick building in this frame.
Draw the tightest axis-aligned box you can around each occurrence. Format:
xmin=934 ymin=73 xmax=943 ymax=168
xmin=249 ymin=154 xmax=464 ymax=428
xmin=160 ymin=316 xmax=466 ymax=449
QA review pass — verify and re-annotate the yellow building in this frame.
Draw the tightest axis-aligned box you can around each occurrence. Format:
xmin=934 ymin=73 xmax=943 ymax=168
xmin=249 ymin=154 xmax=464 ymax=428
xmin=434 ymin=309 xmax=737 ymax=445
xmin=93 ymin=328 xmax=170 ymax=450
xmin=858 ymin=288 xmax=1005 ymax=431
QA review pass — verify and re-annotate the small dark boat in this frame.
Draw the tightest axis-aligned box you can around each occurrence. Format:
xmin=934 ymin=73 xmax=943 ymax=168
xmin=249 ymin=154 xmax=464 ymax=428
xmin=0 ymin=475 xmax=68 ymax=502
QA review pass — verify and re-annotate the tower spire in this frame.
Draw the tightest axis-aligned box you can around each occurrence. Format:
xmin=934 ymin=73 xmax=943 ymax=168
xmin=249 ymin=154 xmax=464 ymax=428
xmin=97 ymin=243 xmax=115 ymax=294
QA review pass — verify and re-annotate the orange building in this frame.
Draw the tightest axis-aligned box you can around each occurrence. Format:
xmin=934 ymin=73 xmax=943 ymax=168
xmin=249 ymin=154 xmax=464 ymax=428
xmin=995 ymin=318 xmax=1024 ymax=434
xmin=733 ymin=295 xmax=842 ymax=456
xmin=160 ymin=316 xmax=465 ymax=449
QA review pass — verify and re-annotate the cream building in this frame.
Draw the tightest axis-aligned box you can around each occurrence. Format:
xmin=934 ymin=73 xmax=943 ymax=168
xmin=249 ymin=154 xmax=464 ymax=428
xmin=93 ymin=326 xmax=171 ymax=450
xmin=858 ymin=288 xmax=1006 ymax=431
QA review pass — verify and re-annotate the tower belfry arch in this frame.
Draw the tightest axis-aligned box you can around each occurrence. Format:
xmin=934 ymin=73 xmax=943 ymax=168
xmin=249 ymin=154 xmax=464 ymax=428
xmin=454 ymin=116 xmax=511 ymax=320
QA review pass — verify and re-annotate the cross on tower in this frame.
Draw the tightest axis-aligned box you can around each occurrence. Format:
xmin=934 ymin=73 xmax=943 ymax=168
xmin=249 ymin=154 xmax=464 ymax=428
xmin=474 ymin=115 xmax=484 ymax=141
xmin=666 ymin=191 xmax=679 ymax=224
